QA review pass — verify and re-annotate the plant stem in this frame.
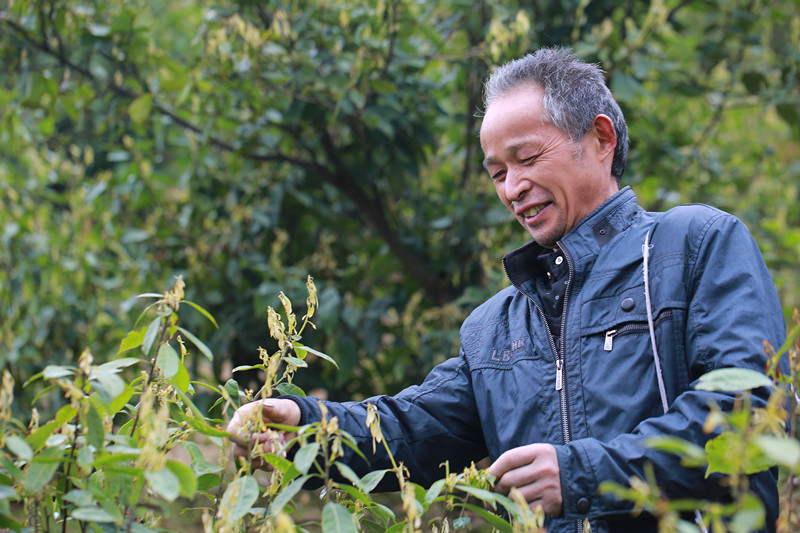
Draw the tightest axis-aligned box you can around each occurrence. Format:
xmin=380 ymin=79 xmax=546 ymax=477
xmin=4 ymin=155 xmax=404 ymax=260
xmin=129 ymin=317 xmax=170 ymax=437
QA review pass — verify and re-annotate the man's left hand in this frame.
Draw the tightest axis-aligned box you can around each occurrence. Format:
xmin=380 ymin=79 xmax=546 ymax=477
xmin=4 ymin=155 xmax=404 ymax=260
xmin=487 ymin=443 xmax=562 ymax=515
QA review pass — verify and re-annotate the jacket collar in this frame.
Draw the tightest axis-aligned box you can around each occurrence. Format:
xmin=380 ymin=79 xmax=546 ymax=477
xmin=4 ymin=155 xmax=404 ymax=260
xmin=503 ymin=187 xmax=640 ymax=288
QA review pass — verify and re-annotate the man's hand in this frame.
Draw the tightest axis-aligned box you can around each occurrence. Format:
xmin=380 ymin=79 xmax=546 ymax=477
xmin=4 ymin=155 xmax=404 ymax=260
xmin=226 ymin=399 xmax=301 ymax=470
xmin=487 ymin=443 xmax=563 ymax=515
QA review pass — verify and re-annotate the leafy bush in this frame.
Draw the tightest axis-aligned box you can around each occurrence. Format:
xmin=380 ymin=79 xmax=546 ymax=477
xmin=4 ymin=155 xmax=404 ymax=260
xmin=0 ymin=277 xmax=551 ymax=532
xmin=1 ymin=277 xmax=798 ymax=532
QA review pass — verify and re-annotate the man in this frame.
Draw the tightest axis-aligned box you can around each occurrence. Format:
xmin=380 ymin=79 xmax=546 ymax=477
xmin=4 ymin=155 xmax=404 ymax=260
xmin=228 ymin=48 xmax=785 ymax=532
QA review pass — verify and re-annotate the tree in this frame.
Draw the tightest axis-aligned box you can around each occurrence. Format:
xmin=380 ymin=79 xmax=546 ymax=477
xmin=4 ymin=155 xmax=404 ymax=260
xmin=1 ymin=0 xmax=798 ymax=405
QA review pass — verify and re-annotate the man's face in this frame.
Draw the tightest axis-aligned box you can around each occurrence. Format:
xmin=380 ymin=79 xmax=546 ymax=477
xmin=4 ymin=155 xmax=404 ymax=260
xmin=480 ymin=85 xmax=618 ymax=248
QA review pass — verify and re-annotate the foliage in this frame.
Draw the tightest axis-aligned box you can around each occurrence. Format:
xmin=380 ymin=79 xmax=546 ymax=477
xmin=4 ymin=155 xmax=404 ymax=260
xmin=0 ymin=278 xmax=561 ymax=532
xmin=1 ymin=0 xmax=799 ymax=409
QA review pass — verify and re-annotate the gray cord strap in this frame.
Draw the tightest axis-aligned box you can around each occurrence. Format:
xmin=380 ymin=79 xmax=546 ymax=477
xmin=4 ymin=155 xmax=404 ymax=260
xmin=642 ymin=229 xmax=669 ymax=414
xmin=642 ymin=229 xmax=708 ymax=533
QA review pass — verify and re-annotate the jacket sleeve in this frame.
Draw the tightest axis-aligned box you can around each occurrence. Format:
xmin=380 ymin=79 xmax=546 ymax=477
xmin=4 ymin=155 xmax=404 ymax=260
xmin=554 ymin=212 xmax=786 ymax=522
xmin=286 ymin=350 xmax=488 ymax=490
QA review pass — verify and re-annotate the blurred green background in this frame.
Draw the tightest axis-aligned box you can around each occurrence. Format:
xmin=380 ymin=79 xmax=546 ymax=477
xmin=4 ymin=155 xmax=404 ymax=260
xmin=2 ymin=0 xmax=798 ymax=406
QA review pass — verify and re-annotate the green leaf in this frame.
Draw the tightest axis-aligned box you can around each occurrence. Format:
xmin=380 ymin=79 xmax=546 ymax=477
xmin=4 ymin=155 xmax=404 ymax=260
xmin=129 ymin=94 xmax=153 ymax=124
xmin=171 ymin=360 xmax=191 ymax=392
xmin=219 ymin=476 xmax=260 ymax=522
xmin=455 ymin=484 xmax=502 ymax=508
xmin=42 ymin=365 xmax=76 ymax=379
xmin=27 ymin=405 xmax=77 ymax=450
xmin=644 ymin=436 xmax=707 ymax=467
xmin=269 ymin=475 xmax=308 ymax=515
xmin=72 ymin=505 xmax=120 ymax=523
xmin=321 ymin=502 xmax=359 ymax=533
xmin=166 ymin=459 xmax=197 ymax=498
xmin=145 ymin=468 xmax=181 ymax=502
xmin=197 ymin=473 xmax=222 ymax=492
xmin=85 ymin=403 xmax=105 ymax=450
xmin=177 ymin=327 xmax=214 ymax=361
xmin=5 ymin=436 xmax=32 ymax=461
xmin=183 ymin=442 xmax=223 ymax=475
xmin=63 ymin=489 xmax=94 ymax=506
xmin=283 ymin=355 xmax=308 ymax=368
xmin=453 ymin=516 xmax=471 ymax=529
xmin=695 ymin=368 xmax=772 ymax=392
xmin=359 ymin=469 xmax=390 ymax=493
xmin=118 ymin=329 xmax=146 ymax=354
xmin=754 ymin=435 xmax=800 ymax=470
xmin=424 ymin=478 xmax=446 ymax=505
xmin=294 ymin=343 xmax=339 ymax=369
xmin=371 ymin=79 xmax=398 ymax=94
xmin=454 ymin=503 xmax=513 ymax=533
xmin=107 ymin=384 xmax=135 ymax=415
xmin=334 ymin=462 xmax=362 ymax=487
xmin=729 ymin=492 xmax=765 ymax=533
xmin=142 ymin=317 xmax=161 ymax=356
xmin=706 ymin=433 xmax=776 ymax=475
xmin=293 ymin=441 xmax=320 ymax=474
xmin=23 ymin=447 xmax=63 ymax=494
xmin=275 ymin=382 xmax=306 ymax=397
xmin=89 ymin=370 xmax=126 ymax=403
xmin=156 ymin=343 xmax=180 ymax=379
xmin=183 ymin=300 xmax=219 ymax=328
xmin=0 ymin=513 xmax=22 ymax=532
xmin=96 ymin=358 xmax=141 ymax=372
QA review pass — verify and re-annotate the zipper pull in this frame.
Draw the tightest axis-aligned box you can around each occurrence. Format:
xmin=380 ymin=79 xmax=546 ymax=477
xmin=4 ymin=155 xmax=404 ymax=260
xmin=555 ymin=359 xmax=563 ymax=391
xmin=604 ymin=329 xmax=617 ymax=351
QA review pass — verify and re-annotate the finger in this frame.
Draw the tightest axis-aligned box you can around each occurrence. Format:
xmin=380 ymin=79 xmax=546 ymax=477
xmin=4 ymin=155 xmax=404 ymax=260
xmin=488 ymin=444 xmax=542 ymax=479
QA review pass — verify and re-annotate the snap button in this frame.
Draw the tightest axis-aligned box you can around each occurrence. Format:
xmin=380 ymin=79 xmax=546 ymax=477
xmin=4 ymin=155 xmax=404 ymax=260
xmin=555 ymin=256 xmax=563 ymax=265
xmin=577 ymin=497 xmax=590 ymax=514
xmin=621 ymin=297 xmax=635 ymax=311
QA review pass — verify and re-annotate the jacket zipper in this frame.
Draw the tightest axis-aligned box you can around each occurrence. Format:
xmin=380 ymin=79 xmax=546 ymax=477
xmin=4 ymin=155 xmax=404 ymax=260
xmin=556 ymin=242 xmax=573 ymax=446
xmin=603 ymin=310 xmax=674 ymax=351
xmin=503 ymin=243 xmax=577 ymax=532
xmin=556 ymin=244 xmax=581 ymax=533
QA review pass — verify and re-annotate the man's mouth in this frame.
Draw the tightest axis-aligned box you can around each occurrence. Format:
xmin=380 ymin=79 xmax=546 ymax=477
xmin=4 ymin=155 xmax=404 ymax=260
xmin=520 ymin=203 xmax=547 ymax=219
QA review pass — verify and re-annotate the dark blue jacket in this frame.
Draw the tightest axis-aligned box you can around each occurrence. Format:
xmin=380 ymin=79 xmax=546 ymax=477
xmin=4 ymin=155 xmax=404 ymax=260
xmin=290 ymin=187 xmax=785 ymax=532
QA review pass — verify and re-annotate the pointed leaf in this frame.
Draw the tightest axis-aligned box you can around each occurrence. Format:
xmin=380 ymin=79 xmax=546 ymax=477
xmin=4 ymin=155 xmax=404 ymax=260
xmin=183 ymin=300 xmax=219 ymax=328
xmin=295 ymin=343 xmax=339 ymax=369
xmin=156 ymin=343 xmax=179 ymax=379
xmin=5 ymin=436 xmax=32 ymax=461
xmin=269 ymin=475 xmax=308 ymax=515
xmin=145 ymin=468 xmax=181 ymax=502
xmin=695 ymin=368 xmax=772 ymax=392
xmin=129 ymin=94 xmax=153 ymax=124
xmin=293 ymin=441 xmax=320 ymax=474
xmin=119 ymin=329 xmax=146 ymax=354
xmin=322 ymin=502 xmax=358 ymax=533
xmin=177 ymin=327 xmax=214 ymax=361
xmin=166 ymin=459 xmax=197 ymax=498
xmin=220 ymin=476 xmax=259 ymax=521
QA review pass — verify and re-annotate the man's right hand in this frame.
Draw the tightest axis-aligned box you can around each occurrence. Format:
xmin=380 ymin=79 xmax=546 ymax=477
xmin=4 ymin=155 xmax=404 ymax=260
xmin=226 ymin=398 xmax=302 ymax=470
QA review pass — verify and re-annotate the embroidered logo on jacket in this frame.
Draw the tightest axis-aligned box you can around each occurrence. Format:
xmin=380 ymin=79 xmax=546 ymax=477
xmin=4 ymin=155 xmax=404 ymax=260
xmin=491 ymin=337 xmax=527 ymax=362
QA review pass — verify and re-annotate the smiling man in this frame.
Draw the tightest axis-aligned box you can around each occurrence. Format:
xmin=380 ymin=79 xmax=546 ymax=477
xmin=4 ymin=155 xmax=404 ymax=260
xmin=228 ymin=48 xmax=785 ymax=532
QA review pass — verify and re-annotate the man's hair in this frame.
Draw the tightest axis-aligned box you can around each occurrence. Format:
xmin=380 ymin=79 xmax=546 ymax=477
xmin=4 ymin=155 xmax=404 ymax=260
xmin=482 ymin=47 xmax=629 ymax=181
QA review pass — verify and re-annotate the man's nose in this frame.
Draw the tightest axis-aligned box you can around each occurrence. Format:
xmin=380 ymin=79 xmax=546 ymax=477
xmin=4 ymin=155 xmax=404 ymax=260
xmin=503 ymin=167 xmax=530 ymax=203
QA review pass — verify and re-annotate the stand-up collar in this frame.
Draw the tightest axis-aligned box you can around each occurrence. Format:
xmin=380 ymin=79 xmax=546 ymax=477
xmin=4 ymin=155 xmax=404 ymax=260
xmin=503 ymin=187 xmax=641 ymax=288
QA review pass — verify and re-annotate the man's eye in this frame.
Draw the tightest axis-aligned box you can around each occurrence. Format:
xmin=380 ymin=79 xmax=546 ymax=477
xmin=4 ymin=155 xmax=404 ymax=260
xmin=521 ymin=156 xmax=536 ymax=165
xmin=491 ymin=171 xmax=506 ymax=181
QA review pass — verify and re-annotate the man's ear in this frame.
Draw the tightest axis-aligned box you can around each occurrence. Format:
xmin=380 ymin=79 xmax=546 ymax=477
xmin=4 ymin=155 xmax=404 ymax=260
xmin=591 ymin=114 xmax=617 ymax=163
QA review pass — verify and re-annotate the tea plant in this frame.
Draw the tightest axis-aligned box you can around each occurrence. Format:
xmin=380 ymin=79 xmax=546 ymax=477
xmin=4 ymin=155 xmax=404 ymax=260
xmin=0 ymin=277 xmax=548 ymax=532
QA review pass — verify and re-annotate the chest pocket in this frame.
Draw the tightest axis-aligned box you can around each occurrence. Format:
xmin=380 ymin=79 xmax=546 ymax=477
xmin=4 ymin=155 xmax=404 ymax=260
xmin=577 ymin=284 xmax=689 ymax=436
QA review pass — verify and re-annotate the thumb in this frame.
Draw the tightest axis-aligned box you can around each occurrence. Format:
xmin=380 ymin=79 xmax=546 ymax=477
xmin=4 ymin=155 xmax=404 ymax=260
xmin=259 ymin=399 xmax=301 ymax=426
